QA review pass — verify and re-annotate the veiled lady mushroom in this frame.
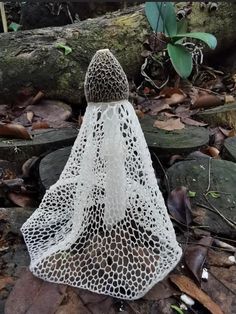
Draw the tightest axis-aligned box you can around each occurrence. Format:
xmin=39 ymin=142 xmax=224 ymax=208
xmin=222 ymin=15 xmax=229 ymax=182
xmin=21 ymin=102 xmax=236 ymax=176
xmin=21 ymin=49 xmax=182 ymax=300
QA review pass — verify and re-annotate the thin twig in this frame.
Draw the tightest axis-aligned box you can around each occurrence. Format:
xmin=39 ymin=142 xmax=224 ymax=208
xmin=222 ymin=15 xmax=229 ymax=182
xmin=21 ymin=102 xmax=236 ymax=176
xmin=0 ymin=2 xmax=8 ymax=33
xmin=206 ymin=157 xmax=212 ymax=193
xmin=151 ymin=151 xmax=170 ymax=194
xmin=203 ymin=195 xmax=236 ymax=229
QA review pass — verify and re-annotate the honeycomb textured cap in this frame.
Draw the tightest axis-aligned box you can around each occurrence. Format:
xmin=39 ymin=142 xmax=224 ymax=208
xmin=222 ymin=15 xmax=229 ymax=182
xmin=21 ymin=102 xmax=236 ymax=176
xmin=84 ymin=49 xmax=129 ymax=102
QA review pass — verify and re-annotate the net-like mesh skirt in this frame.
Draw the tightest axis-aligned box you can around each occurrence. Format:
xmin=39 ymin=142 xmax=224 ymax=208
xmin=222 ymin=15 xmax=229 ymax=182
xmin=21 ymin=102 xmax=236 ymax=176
xmin=21 ymin=100 xmax=182 ymax=300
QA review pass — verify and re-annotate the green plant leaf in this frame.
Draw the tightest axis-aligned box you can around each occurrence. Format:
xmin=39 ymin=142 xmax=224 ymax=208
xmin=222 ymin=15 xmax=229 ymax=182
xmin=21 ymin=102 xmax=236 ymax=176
xmin=188 ymin=191 xmax=196 ymax=198
xmin=145 ymin=2 xmax=177 ymax=36
xmin=55 ymin=43 xmax=72 ymax=55
xmin=177 ymin=19 xmax=188 ymax=34
xmin=206 ymin=191 xmax=221 ymax=198
xmin=167 ymin=43 xmax=193 ymax=78
xmin=8 ymin=22 xmax=21 ymax=32
xmin=172 ymin=32 xmax=217 ymax=49
xmin=171 ymin=305 xmax=184 ymax=314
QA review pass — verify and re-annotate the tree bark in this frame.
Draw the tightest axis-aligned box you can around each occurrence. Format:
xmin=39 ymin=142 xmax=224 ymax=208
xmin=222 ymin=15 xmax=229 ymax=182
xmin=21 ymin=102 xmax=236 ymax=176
xmin=0 ymin=3 xmax=235 ymax=104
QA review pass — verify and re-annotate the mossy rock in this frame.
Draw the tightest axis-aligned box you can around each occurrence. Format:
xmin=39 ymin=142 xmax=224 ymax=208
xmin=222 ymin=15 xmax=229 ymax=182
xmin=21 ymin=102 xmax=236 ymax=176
xmin=222 ymin=136 xmax=236 ymax=162
xmin=196 ymin=103 xmax=236 ymax=128
xmin=166 ymin=158 xmax=236 ymax=238
xmin=140 ymin=116 xmax=209 ymax=155
xmin=0 ymin=128 xmax=78 ymax=164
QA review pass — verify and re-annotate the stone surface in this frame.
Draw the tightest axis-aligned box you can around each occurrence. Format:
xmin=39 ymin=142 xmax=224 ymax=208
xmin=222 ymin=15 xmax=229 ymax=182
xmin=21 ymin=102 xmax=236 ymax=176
xmin=166 ymin=158 xmax=236 ymax=238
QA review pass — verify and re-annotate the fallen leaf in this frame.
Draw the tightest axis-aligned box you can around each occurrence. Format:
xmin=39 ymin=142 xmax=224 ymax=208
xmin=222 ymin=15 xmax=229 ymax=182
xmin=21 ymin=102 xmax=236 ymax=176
xmin=5 ymin=269 xmax=67 ymax=314
xmin=143 ymin=277 xmax=179 ymax=300
xmin=209 ymin=265 xmax=236 ymax=294
xmin=219 ymin=127 xmax=236 ymax=138
xmin=26 ymin=100 xmax=72 ymax=123
xmin=165 ymin=93 xmax=186 ymax=106
xmin=22 ymin=156 xmax=39 ymax=178
xmin=153 ymin=118 xmax=185 ymax=131
xmin=135 ymin=109 xmax=145 ymax=119
xmin=26 ymin=111 xmax=34 ymax=123
xmin=8 ymin=192 xmax=34 ymax=207
xmin=224 ymin=95 xmax=235 ymax=103
xmin=202 ymin=269 xmax=235 ymax=314
xmin=167 ymin=186 xmax=192 ymax=225
xmin=0 ymin=178 xmax=24 ymax=192
xmin=0 ymin=123 xmax=31 ymax=140
xmin=55 ymin=289 xmax=90 ymax=314
xmin=191 ymin=94 xmax=224 ymax=109
xmin=184 ymin=236 xmax=213 ymax=282
xmin=207 ymin=249 xmax=236 ymax=267
xmin=170 ymin=274 xmax=224 ymax=314
xmin=201 ymin=146 xmax=220 ymax=158
xmin=160 ymin=87 xmax=186 ymax=98
xmin=181 ymin=117 xmax=208 ymax=127
xmin=0 ymin=276 xmax=14 ymax=291
xmin=32 ymin=121 xmax=50 ymax=130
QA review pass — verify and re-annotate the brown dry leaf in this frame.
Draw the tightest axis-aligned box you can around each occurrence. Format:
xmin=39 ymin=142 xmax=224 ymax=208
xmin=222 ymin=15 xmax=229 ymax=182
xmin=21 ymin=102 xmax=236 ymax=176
xmin=191 ymin=94 xmax=224 ymax=109
xmin=202 ymin=269 xmax=235 ymax=314
xmin=143 ymin=277 xmax=179 ymax=300
xmin=219 ymin=126 xmax=236 ymax=138
xmin=170 ymin=274 xmax=224 ymax=314
xmin=135 ymin=109 xmax=145 ymax=119
xmin=201 ymin=146 xmax=220 ymax=158
xmin=160 ymin=87 xmax=186 ymax=98
xmin=27 ymin=100 xmax=72 ymax=123
xmin=224 ymin=95 xmax=235 ymax=103
xmin=153 ymin=118 xmax=185 ymax=131
xmin=184 ymin=236 xmax=213 ymax=282
xmin=207 ymin=249 xmax=235 ymax=267
xmin=165 ymin=93 xmax=186 ymax=106
xmin=210 ymin=265 xmax=236 ymax=293
xmin=0 ymin=123 xmax=32 ymax=140
xmin=26 ymin=111 xmax=34 ymax=123
xmin=147 ymin=99 xmax=171 ymax=116
xmin=5 ymin=269 xmax=67 ymax=314
xmin=32 ymin=121 xmax=50 ymax=130
xmin=181 ymin=117 xmax=208 ymax=127
xmin=8 ymin=192 xmax=34 ymax=207
xmin=167 ymin=186 xmax=192 ymax=225
xmin=56 ymin=289 xmax=90 ymax=314
xmin=0 ymin=276 xmax=14 ymax=291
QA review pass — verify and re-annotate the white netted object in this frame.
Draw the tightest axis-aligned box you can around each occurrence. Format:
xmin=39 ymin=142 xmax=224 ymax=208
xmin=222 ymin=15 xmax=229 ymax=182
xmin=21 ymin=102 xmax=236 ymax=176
xmin=21 ymin=49 xmax=182 ymax=300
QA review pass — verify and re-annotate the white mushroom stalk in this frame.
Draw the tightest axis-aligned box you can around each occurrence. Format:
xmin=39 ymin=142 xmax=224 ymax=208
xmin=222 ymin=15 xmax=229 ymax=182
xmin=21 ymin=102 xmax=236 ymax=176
xmin=21 ymin=49 xmax=182 ymax=300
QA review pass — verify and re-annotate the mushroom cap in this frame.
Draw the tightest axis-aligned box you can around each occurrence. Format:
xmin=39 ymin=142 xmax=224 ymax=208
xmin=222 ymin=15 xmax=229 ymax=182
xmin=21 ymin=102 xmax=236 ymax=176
xmin=84 ymin=49 xmax=129 ymax=103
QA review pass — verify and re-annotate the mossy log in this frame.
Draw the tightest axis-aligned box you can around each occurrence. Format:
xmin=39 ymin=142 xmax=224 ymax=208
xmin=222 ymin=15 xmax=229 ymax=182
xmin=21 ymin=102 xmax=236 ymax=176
xmin=0 ymin=128 xmax=78 ymax=163
xmin=0 ymin=3 xmax=236 ymax=104
xmin=196 ymin=103 xmax=236 ymax=128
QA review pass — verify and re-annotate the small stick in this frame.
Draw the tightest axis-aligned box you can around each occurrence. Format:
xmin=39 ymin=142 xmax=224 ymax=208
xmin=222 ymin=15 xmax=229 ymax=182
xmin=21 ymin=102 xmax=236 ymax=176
xmin=0 ymin=2 xmax=8 ymax=33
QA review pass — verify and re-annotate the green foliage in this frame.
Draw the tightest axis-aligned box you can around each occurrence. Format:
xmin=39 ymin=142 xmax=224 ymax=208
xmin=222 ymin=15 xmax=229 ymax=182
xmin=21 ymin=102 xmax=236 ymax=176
xmin=55 ymin=43 xmax=72 ymax=56
xmin=167 ymin=43 xmax=192 ymax=79
xmin=188 ymin=190 xmax=196 ymax=198
xmin=172 ymin=32 xmax=217 ymax=49
xmin=8 ymin=22 xmax=21 ymax=32
xmin=145 ymin=2 xmax=217 ymax=79
xmin=170 ymin=305 xmax=185 ymax=314
xmin=145 ymin=2 xmax=177 ymax=36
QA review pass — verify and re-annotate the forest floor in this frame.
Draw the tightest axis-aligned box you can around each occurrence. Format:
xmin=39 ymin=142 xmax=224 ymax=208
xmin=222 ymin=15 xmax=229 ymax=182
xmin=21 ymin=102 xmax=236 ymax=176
xmin=0 ymin=3 xmax=236 ymax=314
